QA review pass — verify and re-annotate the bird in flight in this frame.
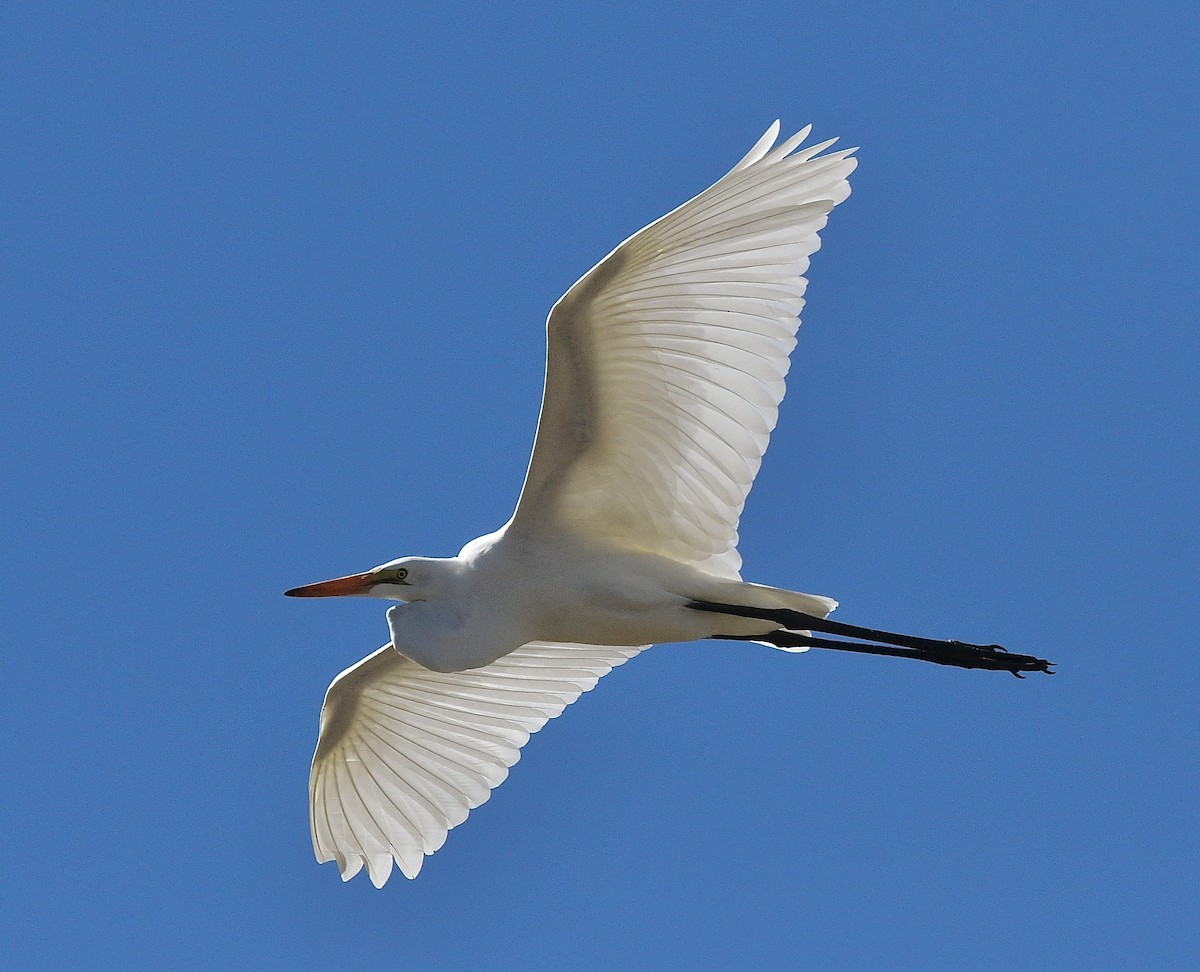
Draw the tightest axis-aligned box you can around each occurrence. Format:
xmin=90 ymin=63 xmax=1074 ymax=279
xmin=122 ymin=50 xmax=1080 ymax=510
xmin=287 ymin=121 xmax=1053 ymax=887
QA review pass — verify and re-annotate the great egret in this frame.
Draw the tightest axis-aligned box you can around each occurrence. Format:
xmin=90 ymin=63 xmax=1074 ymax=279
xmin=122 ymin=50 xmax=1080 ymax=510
xmin=286 ymin=121 xmax=1053 ymax=887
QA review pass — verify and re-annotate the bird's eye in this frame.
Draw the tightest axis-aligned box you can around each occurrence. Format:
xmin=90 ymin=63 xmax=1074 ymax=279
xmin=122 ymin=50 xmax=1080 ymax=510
xmin=394 ymin=568 xmax=408 ymax=582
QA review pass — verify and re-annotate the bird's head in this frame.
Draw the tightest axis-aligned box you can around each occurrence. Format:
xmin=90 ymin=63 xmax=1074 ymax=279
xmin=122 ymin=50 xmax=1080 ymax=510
xmin=285 ymin=557 xmax=439 ymax=602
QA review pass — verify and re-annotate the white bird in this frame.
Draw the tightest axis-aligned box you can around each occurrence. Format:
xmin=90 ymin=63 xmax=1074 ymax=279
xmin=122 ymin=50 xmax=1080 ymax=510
xmin=287 ymin=121 xmax=1052 ymax=887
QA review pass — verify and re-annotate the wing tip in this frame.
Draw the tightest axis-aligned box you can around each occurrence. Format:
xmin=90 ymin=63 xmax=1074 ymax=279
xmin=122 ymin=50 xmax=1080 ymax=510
xmin=730 ymin=120 xmax=783 ymax=173
xmin=730 ymin=121 xmax=858 ymax=178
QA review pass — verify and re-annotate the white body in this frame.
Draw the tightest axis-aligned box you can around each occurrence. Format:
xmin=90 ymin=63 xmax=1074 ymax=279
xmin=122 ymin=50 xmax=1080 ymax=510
xmin=387 ymin=529 xmax=836 ymax=672
xmin=297 ymin=122 xmax=857 ymax=886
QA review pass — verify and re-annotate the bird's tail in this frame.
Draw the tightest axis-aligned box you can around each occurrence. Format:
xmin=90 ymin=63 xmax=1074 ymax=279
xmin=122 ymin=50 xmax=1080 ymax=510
xmin=729 ymin=581 xmax=838 ymax=620
xmin=688 ymin=578 xmax=838 ymax=651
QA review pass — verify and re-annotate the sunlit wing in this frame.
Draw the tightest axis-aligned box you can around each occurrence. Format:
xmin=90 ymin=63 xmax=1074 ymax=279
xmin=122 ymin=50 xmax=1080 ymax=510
xmin=510 ymin=122 xmax=856 ymax=578
xmin=309 ymin=640 xmax=645 ymax=886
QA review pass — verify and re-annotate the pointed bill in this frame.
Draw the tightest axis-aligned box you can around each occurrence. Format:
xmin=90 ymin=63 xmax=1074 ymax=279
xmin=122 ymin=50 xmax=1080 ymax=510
xmin=285 ymin=572 xmax=377 ymax=597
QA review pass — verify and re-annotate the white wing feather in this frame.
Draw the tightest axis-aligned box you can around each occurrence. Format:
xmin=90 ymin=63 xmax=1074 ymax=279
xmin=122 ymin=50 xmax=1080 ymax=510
xmin=511 ymin=123 xmax=856 ymax=578
xmin=310 ymin=641 xmax=644 ymax=886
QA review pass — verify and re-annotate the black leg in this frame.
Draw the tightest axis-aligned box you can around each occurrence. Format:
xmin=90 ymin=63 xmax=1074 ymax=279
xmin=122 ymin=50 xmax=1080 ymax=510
xmin=688 ymin=601 xmax=1054 ymax=677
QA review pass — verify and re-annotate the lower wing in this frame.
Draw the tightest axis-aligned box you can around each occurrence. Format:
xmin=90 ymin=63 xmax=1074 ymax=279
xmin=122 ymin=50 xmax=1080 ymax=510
xmin=309 ymin=640 xmax=646 ymax=886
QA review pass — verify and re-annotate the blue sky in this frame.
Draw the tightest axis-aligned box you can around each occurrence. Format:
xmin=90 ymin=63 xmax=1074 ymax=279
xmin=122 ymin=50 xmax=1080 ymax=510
xmin=4 ymin=2 xmax=1197 ymax=968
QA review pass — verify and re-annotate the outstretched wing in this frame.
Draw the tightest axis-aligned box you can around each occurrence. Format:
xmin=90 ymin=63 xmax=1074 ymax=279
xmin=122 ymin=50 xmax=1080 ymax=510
xmin=309 ymin=641 xmax=645 ymax=886
xmin=509 ymin=123 xmax=856 ymax=579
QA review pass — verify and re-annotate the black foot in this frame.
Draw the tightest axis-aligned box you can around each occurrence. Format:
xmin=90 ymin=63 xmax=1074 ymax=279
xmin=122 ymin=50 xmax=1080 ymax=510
xmin=929 ymin=640 xmax=1054 ymax=678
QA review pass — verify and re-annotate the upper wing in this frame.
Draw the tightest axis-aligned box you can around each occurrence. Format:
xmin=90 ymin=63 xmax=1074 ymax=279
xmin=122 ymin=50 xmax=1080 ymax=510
xmin=309 ymin=640 xmax=645 ymax=886
xmin=509 ymin=123 xmax=856 ymax=579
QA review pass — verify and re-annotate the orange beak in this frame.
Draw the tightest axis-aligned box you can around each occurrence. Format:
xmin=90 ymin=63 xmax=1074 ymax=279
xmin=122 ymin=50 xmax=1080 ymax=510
xmin=284 ymin=571 xmax=379 ymax=598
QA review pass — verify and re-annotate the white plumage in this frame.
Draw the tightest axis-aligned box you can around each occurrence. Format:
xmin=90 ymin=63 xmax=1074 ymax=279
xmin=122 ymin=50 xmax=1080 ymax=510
xmin=512 ymin=121 xmax=855 ymax=579
xmin=291 ymin=122 xmax=859 ymax=886
xmin=310 ymin=641 xmax=644 ymax=884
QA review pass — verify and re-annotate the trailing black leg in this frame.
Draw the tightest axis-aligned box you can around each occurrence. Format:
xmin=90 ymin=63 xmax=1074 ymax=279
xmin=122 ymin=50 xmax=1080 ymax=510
xmin=688 ymin=601 xmax=1054 ymax=677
